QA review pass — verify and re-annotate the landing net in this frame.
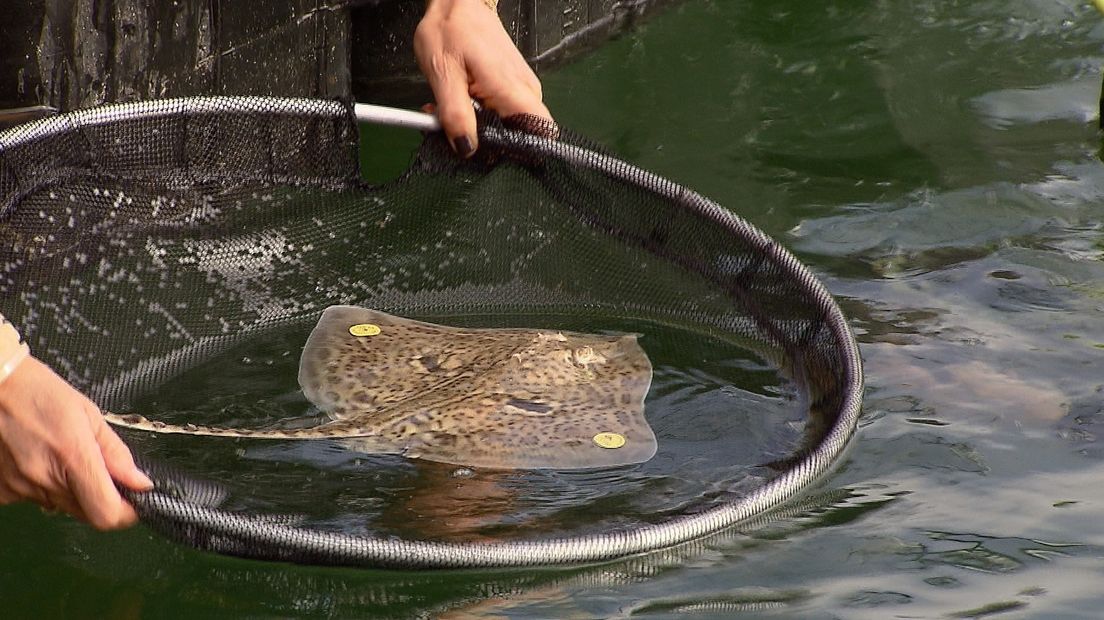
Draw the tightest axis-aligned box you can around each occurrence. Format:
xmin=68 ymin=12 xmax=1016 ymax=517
xmin=0 ymin=97 xmax=862 ymax=569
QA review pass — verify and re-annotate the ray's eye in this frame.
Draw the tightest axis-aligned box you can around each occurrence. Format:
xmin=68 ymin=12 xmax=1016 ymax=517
xmin=408 ymin=354 xmax=440 ymax=373
xmin=504 ymin=398 xmax=553 ymax=415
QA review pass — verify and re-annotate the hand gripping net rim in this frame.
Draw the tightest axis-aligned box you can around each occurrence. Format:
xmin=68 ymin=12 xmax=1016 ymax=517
xmin=0 ymin=96 xmax=863 ymax=569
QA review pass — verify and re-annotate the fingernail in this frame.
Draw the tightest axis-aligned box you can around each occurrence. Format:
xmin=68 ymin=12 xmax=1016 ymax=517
xmin=453 ymin=135 xmax=474 ymax=158
xmin=135 ymin=468 xmax=154 ymax=490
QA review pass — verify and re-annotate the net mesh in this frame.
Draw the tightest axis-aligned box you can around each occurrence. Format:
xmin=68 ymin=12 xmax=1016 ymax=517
xmin=0 ymin=97 xmax=862 ymax=568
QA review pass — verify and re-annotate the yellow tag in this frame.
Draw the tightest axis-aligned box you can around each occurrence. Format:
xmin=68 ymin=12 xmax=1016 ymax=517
xmin=592 ymin=432 xmax=626 ymax=449
xmin=349 ymin=323 xmax=381 ymax=337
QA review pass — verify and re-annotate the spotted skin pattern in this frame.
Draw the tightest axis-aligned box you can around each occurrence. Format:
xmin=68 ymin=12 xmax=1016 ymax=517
xmin=105 ymin=306 xmax=656 ymax=469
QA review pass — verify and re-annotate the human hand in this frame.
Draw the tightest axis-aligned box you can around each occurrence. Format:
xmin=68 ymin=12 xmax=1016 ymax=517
xmin=415 ymin=0 xmax=554 ymax=157
xmin=0 ymin=356 xmax=153 ymax=530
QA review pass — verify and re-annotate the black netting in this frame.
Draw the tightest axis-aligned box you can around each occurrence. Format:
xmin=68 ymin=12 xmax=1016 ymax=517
xmin=0 ymin=96 xmax=862 ymax=568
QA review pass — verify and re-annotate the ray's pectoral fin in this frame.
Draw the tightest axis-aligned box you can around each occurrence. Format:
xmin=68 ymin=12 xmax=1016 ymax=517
xmin=396 ymin=403 xmax=659 ymax=470
xmin=296 ymin=304 xmax=497 ymax=418
xmin=394 ymin=329 xmax=657 ymax=470
xmin=297 ymin=305 xmax=401 ymax=417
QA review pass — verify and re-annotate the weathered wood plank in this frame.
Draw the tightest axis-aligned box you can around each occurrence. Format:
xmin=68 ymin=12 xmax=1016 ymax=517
xmin=1 ymin=0 xmax=683 ymax=113
xmin=2 ymin=0 xmax=350 ymax=112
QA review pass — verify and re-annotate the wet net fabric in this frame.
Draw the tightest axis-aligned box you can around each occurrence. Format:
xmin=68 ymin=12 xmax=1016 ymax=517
xmin=0 ymin=97 xmax=862 ymax=568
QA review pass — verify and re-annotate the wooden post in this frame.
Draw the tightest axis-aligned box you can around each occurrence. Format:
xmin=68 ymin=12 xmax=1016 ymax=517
xmin=1 ymin=0 xmax=351 ymax=112
xmin=1 ymin=0 xmax=682 ymax=113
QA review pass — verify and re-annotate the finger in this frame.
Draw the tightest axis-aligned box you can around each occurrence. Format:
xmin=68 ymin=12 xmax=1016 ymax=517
xmin=42 ymin=491 xmax=86 ymax=521
xmin=2 ymin=470 xmax=44 ymax=504
xmin=0 ymin=448 xmax=54 ymax=505
xmin=480 ymin=77 xmax=552 ymax=121
xmin=93 ymin=414 xmax=153 ymax=492
xmin=0 ymin=474 xmax=80 ymax=521
xmin=0 ymin=478 xmax=19 ymax=505
xmin=481 ymin=86 xmax=558 ymax=139
xmin=422 ymin=53 xmax=479 ymax=156
xmin=66 ymin=433 xmax=138 ymax=530
xmin=505 ymin=98 xmax=553 ymax=123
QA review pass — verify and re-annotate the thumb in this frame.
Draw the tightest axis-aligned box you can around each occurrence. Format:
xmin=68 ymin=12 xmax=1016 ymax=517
xmin=424 ymin=54 xmax=479 ymax=157
xmin=93 ymin=412 xmax=153 ymax=492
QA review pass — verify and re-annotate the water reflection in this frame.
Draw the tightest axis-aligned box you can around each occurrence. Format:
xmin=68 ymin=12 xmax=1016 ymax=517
xmin=18 ymin=487 xmax=860 ymax=618
xmin=5 ymin=0 xmax=1104 ymax=616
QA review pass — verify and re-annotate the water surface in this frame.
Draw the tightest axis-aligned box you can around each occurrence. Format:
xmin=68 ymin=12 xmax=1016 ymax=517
xmin=4 ymin=0 xmax=1104 ymax=617
xmin=123 ymin=314 xmax=799 ymax=542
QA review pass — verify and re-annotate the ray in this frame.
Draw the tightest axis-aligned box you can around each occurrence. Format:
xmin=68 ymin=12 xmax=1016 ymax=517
xmin=105 ymin=305 xmax=657 ymax=470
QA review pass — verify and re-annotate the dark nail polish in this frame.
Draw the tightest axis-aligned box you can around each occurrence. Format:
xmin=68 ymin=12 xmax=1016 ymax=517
xmin=453 ymin=136 xmax=474 ymax=157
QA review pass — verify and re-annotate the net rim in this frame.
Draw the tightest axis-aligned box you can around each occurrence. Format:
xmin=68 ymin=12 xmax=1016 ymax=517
xmin=0 ymin=96 xmax=864 ymax=569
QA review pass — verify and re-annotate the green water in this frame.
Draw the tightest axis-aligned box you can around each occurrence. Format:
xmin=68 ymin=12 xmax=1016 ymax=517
xmin=5 ymin=0 xmax=1104 ymax=616
xmin=121 ymin=315 xmax=799 ymax=543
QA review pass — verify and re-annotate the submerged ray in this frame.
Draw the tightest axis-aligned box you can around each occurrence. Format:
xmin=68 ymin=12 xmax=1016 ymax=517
xmin=105 ymin=305 xmax=657 ymax=469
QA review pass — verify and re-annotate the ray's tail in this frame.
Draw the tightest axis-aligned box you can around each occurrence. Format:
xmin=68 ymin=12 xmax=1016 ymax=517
xmin=103 ymin=412 xmax=365 ymax=440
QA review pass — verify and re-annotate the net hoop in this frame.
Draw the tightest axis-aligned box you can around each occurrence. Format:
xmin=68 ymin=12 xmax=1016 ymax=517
xmin=0 ymin=96 xmax=863 ymax=569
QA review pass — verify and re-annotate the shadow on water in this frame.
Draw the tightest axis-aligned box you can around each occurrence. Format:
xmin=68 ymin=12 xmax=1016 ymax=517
xmin=1 ymin=484 xmax=891 ymax=618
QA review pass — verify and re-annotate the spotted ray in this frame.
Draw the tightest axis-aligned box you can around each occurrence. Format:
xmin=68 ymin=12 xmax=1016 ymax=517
xmin=105 ymin=305 xmax=657 ymax=469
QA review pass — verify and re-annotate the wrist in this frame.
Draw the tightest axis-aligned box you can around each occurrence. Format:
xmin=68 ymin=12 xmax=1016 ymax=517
xmin=0 ymin=316 xmax=29 ymax=387
xmin=425 ymin=0 xmax=498 ymax=16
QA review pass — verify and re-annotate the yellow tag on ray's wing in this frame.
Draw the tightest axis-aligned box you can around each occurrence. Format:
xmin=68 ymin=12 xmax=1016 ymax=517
xmin=593 ymin=432 xmax=626 ymax=449
xmin=349 ymin=323 xmax=381 ymax=337
xmin=299 ymin=305 xmax=656 ymax=468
